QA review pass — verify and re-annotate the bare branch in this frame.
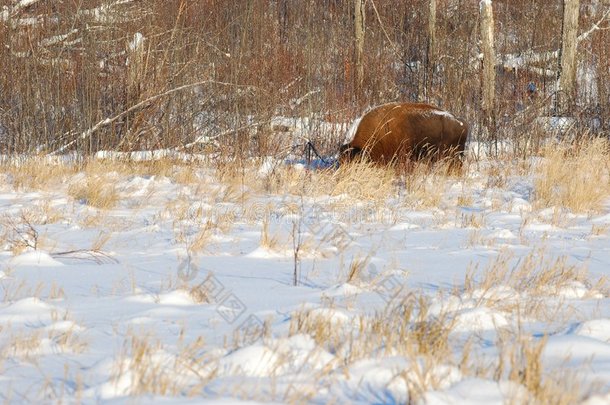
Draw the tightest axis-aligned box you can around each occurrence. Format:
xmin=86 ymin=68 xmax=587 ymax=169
xmin=49 ymin=80 xmax=248 ymax=155
xmin=470 ymin=7 xmax=610 ymax=74
xmin=577 ymin=7 xmax=610 ymax=42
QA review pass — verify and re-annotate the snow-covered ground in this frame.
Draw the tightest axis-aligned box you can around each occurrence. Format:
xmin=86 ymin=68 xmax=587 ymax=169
xmin=0 ymin=153 xmax=609 ymax=404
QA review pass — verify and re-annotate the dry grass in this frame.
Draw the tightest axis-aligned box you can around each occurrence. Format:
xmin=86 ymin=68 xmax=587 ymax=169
xmin=66 ymin=157 xmax=204 ymax=209
xmin=68 ymin=177 xmax=119 ymax=209
xmin=534 ymin=138 xmax=610 ymax=213
xmin=250 ymin=159 xmax=398 ymax=203
xmin=0 ymin=158 xmax=78 ymax=190
xmin=493 ymin=332 xmax=585 ymax=405
xmin=401 ymin=159 xmax=469 ymax=209
xmin=462 ymin=248 xmax=606 ymax=320
xmin=257 ymin=162 xmax=311 ymax=196
xmin=345 ymin=253 xmax=374 ymax=283
xmin=1 ymin=278 xmax=72 ymax=303
xmin=1 ymin=213 xmax=40 ymax=255
xmin=459 ymin=327 xmax=587 ymax=404
xmin=1 ymin=279 xmax=41 ymax=302
xmin=64 ymin=160 xmax=126 ymax=209
xmin=48 ymin=281 xmax=66 ymax=300
xmin=2 ymin=141 xmax=610 ymax=401
xmin=172 ymin=205 xmax=236 ymax=255
xmin=26 ymin=200 xmax=65 ymax=225
xmin=259 ymin=264 xmax=596 ymax=403
xmin=589 ymin=223 xmax=609 ymax=238
xmin=289 ymin=292 xmax=454 ymax=365
xmin=0 ymin=147 xmax=488 ymax=219
xmin=483 ymin=250 xmax=592 ymax=295
xmin=2 ymin=322 xmax=86 ymax=364
xmin=187 ymin=221 xmax=216 ymax=253
xmin=188 ymin=283 xmax=212 ymax=304
xmin=259 ymin=216 xmax=279 ymax=251
xmin=496 ymin=333 xmax=546 ymax=394
xmin=0 ymin=157 xmax=203 ymax=203
xmin=329 ymin=161 xmax=396 ymax=201
xmin=285 ymin=293 xmax=458 ymax=403
xmin=85 ymin=157 xmax=189 ymax=180
xmin=460 ymin=212 xmax=486 ymax=229
xmin=111 ymin=330 xmax=213 ymax=397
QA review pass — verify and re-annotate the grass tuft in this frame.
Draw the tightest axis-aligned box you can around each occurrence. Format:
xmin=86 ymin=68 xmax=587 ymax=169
xmin=534 ymin=138 xmax=610 ymax=213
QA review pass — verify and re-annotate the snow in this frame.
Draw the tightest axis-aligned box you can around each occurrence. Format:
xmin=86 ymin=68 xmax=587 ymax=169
xmin=1 ymin=155 xmax=610 ymax=403
xmin=344 ymin=116 xmax=362 ymax=143
xmin=429 ymin=109 xmax=458 ymax=122
xmin=128 ymin=32 xmax=145 ymax=52
xmin=10 ymin=250 xmax=65 ymax=267
xmin=479 ymin=0 xmax=493 ymax=12
xmin=575 ymin=319 xmax=610 ymax=342
xmin=451 ymin=307 xmax=510 ymax=332
xmin=424 ymin=378 xmax=529 ymax=405
xmin=534 ymin=116 xmax=577 ymax=133
xmin=219 ymin=345 xmax=282 ymax=377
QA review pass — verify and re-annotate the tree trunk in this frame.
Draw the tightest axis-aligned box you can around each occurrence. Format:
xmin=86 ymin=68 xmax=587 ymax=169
xmin=480 ymin=0 xmax=496 ymax=146
xmin=354 ymin=0 xmax=365 ymax=98
xmin=425 ymin=0 xmax=437 ymax=100
xmin=558 ymin=0 xmax=580 ymax=115
xmin=278 ymin=0 xmax=288 ymax=45
xmin=127 ymin=32 xmax=146 ymax=106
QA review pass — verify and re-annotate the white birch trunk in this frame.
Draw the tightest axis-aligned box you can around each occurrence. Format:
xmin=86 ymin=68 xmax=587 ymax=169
xmin=480 ymin=0 xmax=496 ymax=119
xmin=354 ymin=0 xmax=366 ymax=95
xmin=558 ymin=0 xmax=580 ymax=114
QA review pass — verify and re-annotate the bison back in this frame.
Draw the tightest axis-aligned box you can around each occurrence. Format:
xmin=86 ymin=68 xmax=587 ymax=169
xmin=346 ymin=102 xmax=467 ymax=164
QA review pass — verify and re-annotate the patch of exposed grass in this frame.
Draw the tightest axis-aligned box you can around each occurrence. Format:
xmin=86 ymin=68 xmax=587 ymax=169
xmin=68 ymin=177 xmax=119 ymax=209
xmin=461 ymin=248 xmax=606 ymax=321
xmin=534 ymin=138 xmax=610 ymax=213
xmin=330 ymin=161 xmax=396 ymax=201
xmin=1 ymin=158 xmax=78 ymax=191
xmin=111 ymin=330 xmax=213 ymax=397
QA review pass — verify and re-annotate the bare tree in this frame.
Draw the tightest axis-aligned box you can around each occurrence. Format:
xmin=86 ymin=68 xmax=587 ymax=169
xmin=425 ymin=0 xmax=437 ymax=99
xmin=2 ymin=0 xmax=608 ymax=154
xmin=557 ymin=0 xmax=581 ymax=115
xmin=278 ymin=0 xmax=288 ymax=45
xmin=480 ymin=0 xmax=497 ymax=146
xmin=354 ymin=0 xmax=366 ymax=97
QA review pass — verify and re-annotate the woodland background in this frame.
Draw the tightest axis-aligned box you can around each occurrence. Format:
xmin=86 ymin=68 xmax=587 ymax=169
xmin=0 ymin=0 xmax=608 ymax=156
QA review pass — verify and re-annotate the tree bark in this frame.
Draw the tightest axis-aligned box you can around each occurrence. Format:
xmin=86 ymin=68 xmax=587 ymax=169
xmin=480 ymin=0 xmax=496 ymax=118
xmin=127 ymin=32 xmax=146 ymax=106
xmin=558 ymin=0 xmax=580 ymax=115
xmin=354 ymin=0 xmax=365 ymax=97
xmin=278 ymin=0 xmax=288 ymax=45
xmin=480 ymin=0 xmax=496 ymax=144
xmin=425 ymin=0 xmax=437 ymax=100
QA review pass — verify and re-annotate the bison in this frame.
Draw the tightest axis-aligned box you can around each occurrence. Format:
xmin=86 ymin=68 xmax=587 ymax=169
xmin=339 ymin=102 xmax=468 ymax=167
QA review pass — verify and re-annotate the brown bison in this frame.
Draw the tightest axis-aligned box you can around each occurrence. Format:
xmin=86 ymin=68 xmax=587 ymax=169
xmin=339 ymin=102 xmax=468 ymax=166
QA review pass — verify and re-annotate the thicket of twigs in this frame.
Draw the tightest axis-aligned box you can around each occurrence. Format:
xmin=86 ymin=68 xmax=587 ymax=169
xmin=0 ymin=0 xmax=608 ymax=156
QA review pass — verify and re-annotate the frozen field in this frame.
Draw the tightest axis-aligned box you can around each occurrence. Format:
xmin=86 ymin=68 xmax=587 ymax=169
xmin=0 ymin=146 xmax=609 ymax=404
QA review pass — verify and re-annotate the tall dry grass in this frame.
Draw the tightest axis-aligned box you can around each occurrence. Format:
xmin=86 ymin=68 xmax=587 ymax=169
xmin=462 ymin=248 xmax=606 ymax=320
xmin=534 ymin=137 xmax=610 ymax=213
xmin=0 ymin=158 xmax=78 ymax=190
xmin=111 ymin=330 xmax=212 ymax=397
